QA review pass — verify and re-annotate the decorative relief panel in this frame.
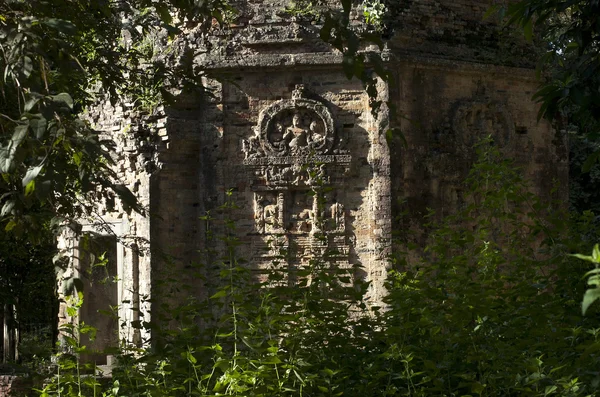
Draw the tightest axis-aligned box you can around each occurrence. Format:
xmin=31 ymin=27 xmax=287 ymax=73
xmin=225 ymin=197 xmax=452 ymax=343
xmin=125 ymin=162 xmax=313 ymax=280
xmin=452 ymin=100 xmax=514 ymax=152
xmin=243 ymin=85 xmax=352 ymax=268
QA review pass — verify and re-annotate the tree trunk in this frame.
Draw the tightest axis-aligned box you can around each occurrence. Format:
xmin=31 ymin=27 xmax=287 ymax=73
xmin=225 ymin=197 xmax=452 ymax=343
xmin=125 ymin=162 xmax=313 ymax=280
xmin=3 ymin=304 xmax=9 ymax=363
xmin=2 ymin=304 xmax=18 ymax=362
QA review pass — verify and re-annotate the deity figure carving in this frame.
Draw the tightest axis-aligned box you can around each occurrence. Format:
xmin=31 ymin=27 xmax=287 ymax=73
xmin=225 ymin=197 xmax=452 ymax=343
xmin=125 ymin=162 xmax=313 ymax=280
xmin=330 ymin=202 xmax=345 ymax=233
xmin=264 ymin=201 xmax=280 ymax=233
xmin=254 ymin=194 xmax=266 ymax=233
xmin=247 ymin=87 xmax=335 ymax=160
xmin=308 ymin=120 xmax=326 ymax=149
xmin=242 ymin=129 xmax=264 ymax=160
xmin=306 ymin=164 xmax=328 ymax=186
xmin=266 ymin=165 xmax=294 ymax=184
xmin=452 ymin=100 xmax=514 ymax=153
xmin=296 ymin=208 xmax=313 ymax=233
xmin=269 ymin=122 xmax=290 ymax=152
xmin=290 ymin=164 xmax=306 ymax=185
xmin=255 ymin=193 xmax=283 ymax=234
xmin=287 ymin=112 xmax=309 ymax=155
xmin=291 ymin=194 xmax=314 ymax=233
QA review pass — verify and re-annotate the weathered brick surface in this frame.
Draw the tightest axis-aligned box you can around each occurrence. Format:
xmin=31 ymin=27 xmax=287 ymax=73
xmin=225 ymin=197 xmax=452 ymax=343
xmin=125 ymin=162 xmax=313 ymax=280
xmin=388 ymin=0 xmax=534 ymax=66
xmin=388 ymin=58 xmax=567 ymax=252
xmin=151 ymin=70 xmax=391 ymax=302
xmin=0 ymin=375 xmax=31 ymax=397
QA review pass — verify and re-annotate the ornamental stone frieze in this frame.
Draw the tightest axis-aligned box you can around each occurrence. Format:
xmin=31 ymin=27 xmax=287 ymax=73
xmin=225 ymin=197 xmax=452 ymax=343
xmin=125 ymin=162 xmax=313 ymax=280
xmin=242 ymin=85 xmax=352 ymax=265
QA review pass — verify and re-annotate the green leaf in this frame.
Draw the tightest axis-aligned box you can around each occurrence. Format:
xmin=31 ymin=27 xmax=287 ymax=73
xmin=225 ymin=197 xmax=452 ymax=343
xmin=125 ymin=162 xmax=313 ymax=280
xmin=23 ymin=165 xmax=43 ymax=187
xmin=24 ymin=179 xmax=35 ymax=196
xmin=582 ymin=287 xmax=600 ymax=315
xmin=523 ymin=19 xmax=533 ymax=41
xmin=2 ymin=125 xmax=29 ymax=172
xmin=28 ymin=115 xmax=47 ymax=139
xmin=583 ymin=267 xmax=600 ymax=278
xmin=73 ymin=151 xmax=82 ymax=167
xmin=471 ymin=382 xmax=485 ymax=394
xmin=483 ymin=5 xmax=500 ymax=20
xmin=12 ymin=124 xmax=28 ymax=146
xmin=4 ymin=220 xmax=16 ymax=232
xmin=572 ymin=253 xmax=595 ymax=262
xmin=588 ymin=274 xmax=600 ymax=287
xmin=210 ymin=289 xmax=228 ymax=299
xmin=262 ymin=356 xmax=282 ymax=364
xmin=1 ymin=200 xmax=15 ymax=217
xmin=51 ymin=93 xmax=74 ymax=110
xmin=155 ymin=3 xmax=173 ymax=26
xmin=321 ymin=368 xmax=335 ymax=377
xmin=24 ymin=96 xmax=40 ymax=113
xmin=186 ymin=351 xmax=197 ymax=364
xmin=23 ymin=56 xmax=33 ymax=78
xmin=593 ymin=244 xmax=600 ymax=263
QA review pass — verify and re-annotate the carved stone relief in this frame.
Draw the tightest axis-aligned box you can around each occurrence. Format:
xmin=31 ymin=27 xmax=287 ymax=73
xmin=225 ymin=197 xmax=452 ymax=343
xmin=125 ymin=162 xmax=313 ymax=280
xmin=452 ymin=100 xmax=515 ymax=151
xmin=243 ymin=85 xmax=352 ymax=267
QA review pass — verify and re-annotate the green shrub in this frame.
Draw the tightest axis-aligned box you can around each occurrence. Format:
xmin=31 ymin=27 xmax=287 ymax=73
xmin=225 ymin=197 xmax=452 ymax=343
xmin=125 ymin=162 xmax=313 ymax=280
xmin=40 ymin=139 xmax=600 ymax=396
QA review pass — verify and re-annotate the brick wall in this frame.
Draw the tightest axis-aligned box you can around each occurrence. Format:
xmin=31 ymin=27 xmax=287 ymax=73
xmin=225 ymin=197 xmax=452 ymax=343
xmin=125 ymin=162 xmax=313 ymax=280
xmin=388 ymin=58 xmax=568 ymax=254
xmin=388 ymin=0 xmax=534 ymax=66
xmin=0 ymin=375 xmax=31 ymax=397
xmin=150 ymin=68 xmax=391 ymax=304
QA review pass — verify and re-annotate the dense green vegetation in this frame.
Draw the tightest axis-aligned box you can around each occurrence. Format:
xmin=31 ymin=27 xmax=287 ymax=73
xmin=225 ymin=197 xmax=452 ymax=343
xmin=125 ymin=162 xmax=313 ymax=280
xmin=2 ymin=0 xmax=600 ymax=396
xmin=0 ymin=230 xmax=56 ymax=366
xmin=38 ymin=141 xmax=600 ymax=397
xmin=0 ymin=0 xmax=231 ymax=365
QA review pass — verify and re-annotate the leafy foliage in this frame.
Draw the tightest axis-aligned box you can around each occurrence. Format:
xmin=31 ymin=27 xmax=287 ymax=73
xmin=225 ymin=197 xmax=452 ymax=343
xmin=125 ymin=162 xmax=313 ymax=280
xmin=37 ymin=139 xmax=600 ymax=396
xmin=497 ymin=1 xmax=600 ymax=131
xmin=386 ymin=139 xmax=598 ymax=396
xmin=491 ymin=0 xmax=600 ymax=319
xmin=0 ymin=0 xmax=231 ymax=372
xmin=0 ymin=227 xmax=57 ymax=365
xmin=0 ymin=0 xmax=236 ymax=237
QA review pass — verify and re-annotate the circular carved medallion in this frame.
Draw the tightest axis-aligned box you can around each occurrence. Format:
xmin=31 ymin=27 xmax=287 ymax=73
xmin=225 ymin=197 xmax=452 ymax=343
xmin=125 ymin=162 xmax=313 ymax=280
xmin=257 ymin=98 xmax=335 ymax=156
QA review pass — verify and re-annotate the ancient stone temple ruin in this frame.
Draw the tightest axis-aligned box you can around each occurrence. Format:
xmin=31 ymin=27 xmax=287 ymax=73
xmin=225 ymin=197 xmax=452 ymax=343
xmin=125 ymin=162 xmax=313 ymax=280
xmin=57 ymin=0 xmax=568 ymax=363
